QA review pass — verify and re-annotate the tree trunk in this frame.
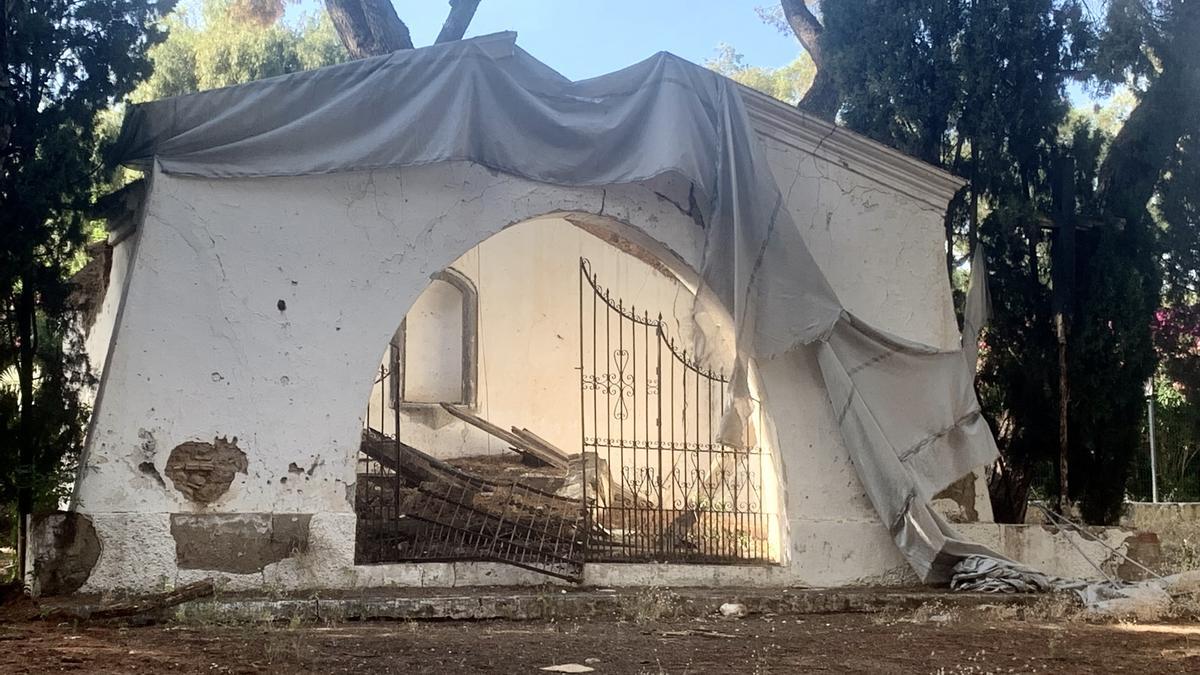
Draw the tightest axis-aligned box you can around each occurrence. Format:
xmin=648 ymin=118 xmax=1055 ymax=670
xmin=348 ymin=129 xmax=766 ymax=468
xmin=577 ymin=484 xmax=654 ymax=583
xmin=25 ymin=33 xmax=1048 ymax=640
xmin=435 ymin=0 xmax=482 ymax=44
xmin=16 ymin=281 xmax=35 ymax=583
xmin=325 ymin=0 xmax=414 ymax=59
xmin=0 ymin=1 xmax=12 ymax=152
xmin=988 ymin=455 xmax=1031 ymax=524
xmin=780 ymin=0 xmax=839 ymax=121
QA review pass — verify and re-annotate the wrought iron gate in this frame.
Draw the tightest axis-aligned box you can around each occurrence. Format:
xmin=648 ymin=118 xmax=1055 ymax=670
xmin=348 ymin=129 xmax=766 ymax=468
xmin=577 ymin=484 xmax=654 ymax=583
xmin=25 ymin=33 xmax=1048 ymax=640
xmin=579 ymin=258 xmax=772 ymax=563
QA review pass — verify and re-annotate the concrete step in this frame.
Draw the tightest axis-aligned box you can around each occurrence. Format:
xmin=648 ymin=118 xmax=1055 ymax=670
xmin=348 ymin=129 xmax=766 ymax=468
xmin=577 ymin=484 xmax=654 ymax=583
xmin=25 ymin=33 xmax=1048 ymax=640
xmin=163 ymin=586 xmax=1036 ymax=623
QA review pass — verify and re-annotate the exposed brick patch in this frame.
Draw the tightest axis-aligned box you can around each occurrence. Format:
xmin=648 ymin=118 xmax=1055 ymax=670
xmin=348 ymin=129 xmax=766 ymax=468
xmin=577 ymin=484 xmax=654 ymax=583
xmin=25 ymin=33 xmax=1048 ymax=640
xmin=164 ymin=436 xmax=248 ymax=503
xmin=933 ymin=473 xmax=979 ymax=523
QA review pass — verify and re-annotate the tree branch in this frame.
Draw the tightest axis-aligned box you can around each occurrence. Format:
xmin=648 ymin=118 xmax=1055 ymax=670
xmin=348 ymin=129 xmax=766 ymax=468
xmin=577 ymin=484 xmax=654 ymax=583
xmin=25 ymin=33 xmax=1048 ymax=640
xmin=780 ymin=0 xmax=825 ymax=64
xmin=780 ymin=1 xmax=839 ymax=121
xmin=435 ymin=0 xmax=482 ymax=44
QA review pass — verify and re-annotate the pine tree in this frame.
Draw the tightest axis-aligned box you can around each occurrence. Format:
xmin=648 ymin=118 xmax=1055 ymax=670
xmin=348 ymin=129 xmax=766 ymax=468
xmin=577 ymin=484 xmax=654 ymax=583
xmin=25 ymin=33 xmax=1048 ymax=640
xmin=0 ymin=0 xmax=166 ymax=579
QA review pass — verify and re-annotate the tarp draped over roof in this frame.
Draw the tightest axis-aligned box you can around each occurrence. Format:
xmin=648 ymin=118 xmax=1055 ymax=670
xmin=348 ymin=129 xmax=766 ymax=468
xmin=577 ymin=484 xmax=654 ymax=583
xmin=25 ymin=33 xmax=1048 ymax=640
xmin=113 ymin=32 xmax=1001 ymax=583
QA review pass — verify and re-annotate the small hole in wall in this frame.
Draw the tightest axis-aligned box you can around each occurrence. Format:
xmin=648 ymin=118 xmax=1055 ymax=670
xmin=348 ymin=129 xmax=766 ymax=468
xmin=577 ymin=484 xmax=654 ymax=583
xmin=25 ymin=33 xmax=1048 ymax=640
xmin=277 ymin=299 xmax=287 ymax=311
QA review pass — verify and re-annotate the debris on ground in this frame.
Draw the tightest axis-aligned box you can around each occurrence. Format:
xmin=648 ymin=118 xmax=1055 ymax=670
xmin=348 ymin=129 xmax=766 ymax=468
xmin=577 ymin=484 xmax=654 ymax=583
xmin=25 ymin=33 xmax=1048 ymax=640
xmin=719 ymin=602 xmax=747 ymax=618
xmin=662 ymin=628 xmax=740 ymax=638
xmin=2 ymin=611 xmax=1198 ymax=673
xmin=539 ymin=664 xmax=595 ymax=673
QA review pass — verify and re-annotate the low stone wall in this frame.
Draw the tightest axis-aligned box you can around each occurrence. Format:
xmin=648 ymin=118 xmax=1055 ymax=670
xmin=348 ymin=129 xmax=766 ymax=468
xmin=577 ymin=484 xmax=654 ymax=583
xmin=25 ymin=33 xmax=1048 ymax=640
xmin=1121 ymin=502 xmax=1200 ymax=573
xmin=956 ymin=523 xmax=1160 ymax=582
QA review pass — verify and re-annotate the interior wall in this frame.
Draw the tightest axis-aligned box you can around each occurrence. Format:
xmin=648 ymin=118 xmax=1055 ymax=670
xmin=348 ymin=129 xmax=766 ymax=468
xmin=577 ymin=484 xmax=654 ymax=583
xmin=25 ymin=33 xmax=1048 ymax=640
xmin=399 ymin=278 xmax=464 ymax=404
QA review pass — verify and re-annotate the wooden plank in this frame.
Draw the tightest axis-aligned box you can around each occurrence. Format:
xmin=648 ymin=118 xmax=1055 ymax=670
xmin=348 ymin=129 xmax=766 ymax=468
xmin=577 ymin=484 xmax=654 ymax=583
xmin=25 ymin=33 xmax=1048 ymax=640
xmin=439 ymin=403 xmax=568 ymax=469
xmin=359 ymin=429 xmax=578 ymax=505
xmin=46 ymin=580 xmax=214 ymax=621
xmin=510 ymin=427 xmax=572 ymax=466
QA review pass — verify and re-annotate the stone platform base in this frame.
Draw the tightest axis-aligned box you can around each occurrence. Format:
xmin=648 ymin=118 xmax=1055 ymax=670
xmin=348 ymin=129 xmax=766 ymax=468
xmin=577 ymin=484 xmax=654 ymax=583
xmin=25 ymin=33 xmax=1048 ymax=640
xmin=141 ymin=586 xmax=1035 ymax=623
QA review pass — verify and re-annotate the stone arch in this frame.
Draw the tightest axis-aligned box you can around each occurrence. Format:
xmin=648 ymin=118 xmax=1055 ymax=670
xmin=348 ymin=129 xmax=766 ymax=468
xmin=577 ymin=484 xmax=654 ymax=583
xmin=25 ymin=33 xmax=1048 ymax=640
xmin=350 ymin=177 xmax=789 ymax=569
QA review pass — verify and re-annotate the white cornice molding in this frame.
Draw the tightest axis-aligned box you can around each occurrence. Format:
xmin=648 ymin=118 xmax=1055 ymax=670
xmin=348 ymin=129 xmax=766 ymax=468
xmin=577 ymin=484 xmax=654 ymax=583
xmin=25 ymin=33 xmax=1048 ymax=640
xmin=739 ymin=85 xmax=966 ymax=211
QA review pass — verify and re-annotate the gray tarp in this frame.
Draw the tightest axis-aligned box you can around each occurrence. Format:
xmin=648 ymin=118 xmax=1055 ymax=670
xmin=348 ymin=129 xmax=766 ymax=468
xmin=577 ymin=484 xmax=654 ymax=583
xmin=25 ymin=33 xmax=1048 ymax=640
xmin=113 ymin=32 xmax=1001 ymax=583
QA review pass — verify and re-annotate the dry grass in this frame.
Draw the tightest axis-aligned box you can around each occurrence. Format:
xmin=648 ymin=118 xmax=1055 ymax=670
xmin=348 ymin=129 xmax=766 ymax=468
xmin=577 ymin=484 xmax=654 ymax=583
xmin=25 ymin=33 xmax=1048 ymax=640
xmin=619 ymin=587 xmax=681 ymax=624
xmin=1162 ymin=538 xmax=1200 ymax=575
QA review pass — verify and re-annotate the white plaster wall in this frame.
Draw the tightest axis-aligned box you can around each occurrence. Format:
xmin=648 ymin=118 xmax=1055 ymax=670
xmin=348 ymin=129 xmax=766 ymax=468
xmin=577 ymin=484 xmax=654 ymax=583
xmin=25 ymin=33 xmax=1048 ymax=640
xmin=72 ymin=121 xmax=966 ymax=591
xmin=751 ymin=135 xmax=964 ymax=579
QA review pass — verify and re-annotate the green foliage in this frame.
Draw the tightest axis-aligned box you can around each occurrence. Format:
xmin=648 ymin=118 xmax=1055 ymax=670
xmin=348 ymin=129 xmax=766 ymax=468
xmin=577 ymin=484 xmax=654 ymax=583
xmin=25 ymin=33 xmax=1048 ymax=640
xmin=706 ymin=44 xmax=815 ymax=105
xmin=821 ymin=0 xmax=966 ymax=165
xmin=1070 ymin=228 xmax=1157 ymax=521
xmin=133 ymin=0 xmax=347 ymax=102
xmin=1 ymin=0 xmax=166 ymax=550
xmin=974 ymin=199 xmax=1060 ymax=517
xmin=1091 ymin=0 xmax=1162 ymax=88
xmin=1140 ymin=306 xmax=1200 ymax=502
xmin=1157 ymin=133 xmax=1200 ymax=303
xmin=823 ymin=0 xmax=1088 ymax=173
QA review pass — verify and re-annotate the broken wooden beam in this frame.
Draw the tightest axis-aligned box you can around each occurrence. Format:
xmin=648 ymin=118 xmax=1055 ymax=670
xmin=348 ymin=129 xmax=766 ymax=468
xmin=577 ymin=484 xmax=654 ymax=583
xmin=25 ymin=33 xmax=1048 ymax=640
xmin=44 ymin=579 xmax=215 ymax=622
xmin=438 ymin=403 xmax=569 ymax=469
xmin=510 ymin=427 xmax=572 ymax=468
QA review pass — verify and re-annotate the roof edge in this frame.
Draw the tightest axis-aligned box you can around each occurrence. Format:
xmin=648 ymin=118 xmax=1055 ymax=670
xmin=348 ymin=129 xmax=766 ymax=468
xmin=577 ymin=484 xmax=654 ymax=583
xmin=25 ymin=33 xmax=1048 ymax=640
xmin=739 ymin=85 xmax=966 ymax=211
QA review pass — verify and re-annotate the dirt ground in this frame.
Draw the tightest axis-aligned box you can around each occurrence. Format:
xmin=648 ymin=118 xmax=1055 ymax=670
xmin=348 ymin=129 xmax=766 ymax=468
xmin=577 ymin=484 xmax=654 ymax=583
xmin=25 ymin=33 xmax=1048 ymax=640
xmin=1 ymin=604 xmax=1198 ymax=674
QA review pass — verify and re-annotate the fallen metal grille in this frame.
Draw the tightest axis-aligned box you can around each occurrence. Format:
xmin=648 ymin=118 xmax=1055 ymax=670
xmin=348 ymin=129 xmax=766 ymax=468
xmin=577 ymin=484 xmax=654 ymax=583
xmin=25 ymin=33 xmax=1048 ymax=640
xmin=355 ymin=366 xmax=586 ymax=581
xmin=579 ymin=258 xmax=773 ymax=563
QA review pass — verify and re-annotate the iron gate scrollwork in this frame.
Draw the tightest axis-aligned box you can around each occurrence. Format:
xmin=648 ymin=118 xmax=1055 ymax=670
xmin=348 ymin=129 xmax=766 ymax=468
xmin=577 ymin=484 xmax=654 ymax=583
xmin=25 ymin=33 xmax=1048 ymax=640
xmin=579 ymin=258 xmax=772 ymax=563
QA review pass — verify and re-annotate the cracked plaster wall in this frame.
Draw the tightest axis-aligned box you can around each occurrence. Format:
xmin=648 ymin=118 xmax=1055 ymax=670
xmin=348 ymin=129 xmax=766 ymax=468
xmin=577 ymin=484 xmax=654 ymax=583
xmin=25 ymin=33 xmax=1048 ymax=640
xmin=71 ymin=132 xmax=981 ymax=591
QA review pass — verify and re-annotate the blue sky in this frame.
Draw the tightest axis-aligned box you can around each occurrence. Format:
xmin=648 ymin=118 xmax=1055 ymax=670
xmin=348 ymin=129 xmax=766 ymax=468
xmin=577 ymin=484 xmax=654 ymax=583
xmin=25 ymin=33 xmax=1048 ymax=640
xmin=286 ymin=1 xmax=1102 ymax=106
xmin=291 ymin=1 xmax=803 ymax=78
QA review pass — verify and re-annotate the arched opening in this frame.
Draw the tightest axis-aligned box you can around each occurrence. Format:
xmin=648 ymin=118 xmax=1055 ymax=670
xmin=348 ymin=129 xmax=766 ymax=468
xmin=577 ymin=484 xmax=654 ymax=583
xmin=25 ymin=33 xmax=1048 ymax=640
xmin=353 ymin=213 xmax=782 ymax=579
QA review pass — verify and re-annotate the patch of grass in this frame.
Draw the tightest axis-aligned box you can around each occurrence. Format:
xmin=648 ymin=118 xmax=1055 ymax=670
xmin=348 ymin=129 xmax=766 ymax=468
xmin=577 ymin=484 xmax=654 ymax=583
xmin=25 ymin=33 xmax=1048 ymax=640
xmin=620 ymin=587 xmax=680 ymax=624
xmin=1018 ymin=592 xmax=1086 ymax=623
xmin=1161 ymin=537 xmax=1200 ymax=575
xmin=908 ymin=600 xmax=960 ymax=624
